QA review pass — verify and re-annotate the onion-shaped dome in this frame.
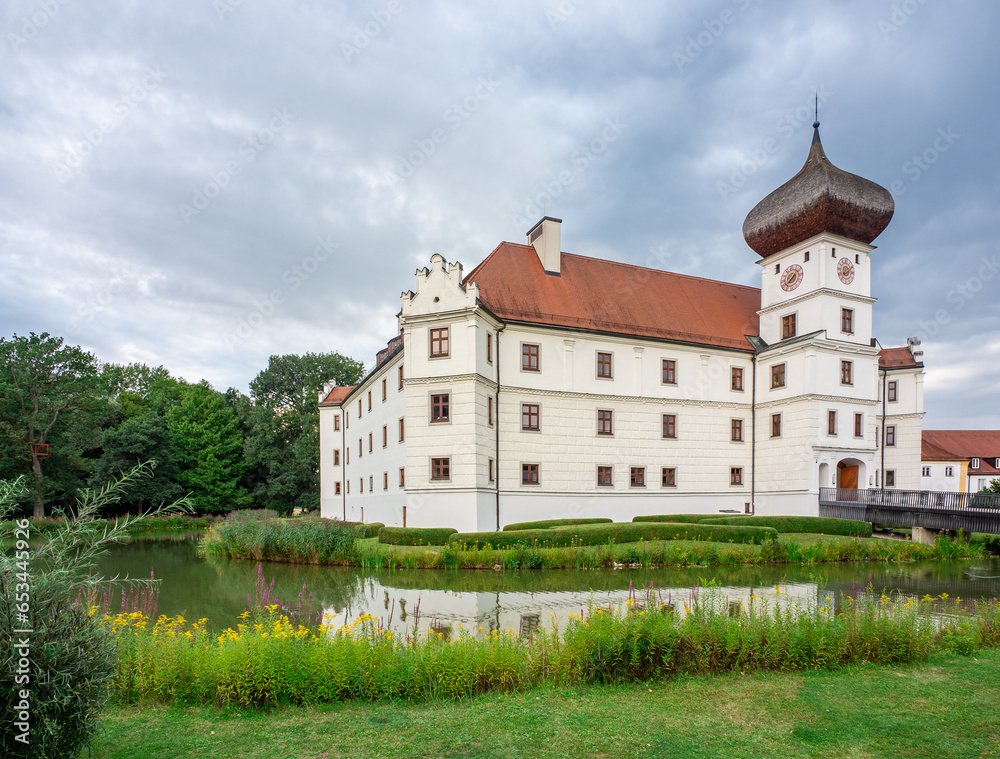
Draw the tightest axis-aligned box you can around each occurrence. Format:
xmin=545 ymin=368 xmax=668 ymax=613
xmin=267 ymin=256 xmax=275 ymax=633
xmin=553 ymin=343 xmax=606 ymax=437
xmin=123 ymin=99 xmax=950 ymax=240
xmin=742 ymin=123 xmax=894 ymax=258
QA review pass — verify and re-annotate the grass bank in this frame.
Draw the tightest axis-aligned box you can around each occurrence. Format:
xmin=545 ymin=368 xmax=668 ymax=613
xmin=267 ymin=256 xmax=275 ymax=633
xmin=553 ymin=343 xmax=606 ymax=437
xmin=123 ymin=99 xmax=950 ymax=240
xmin=91 ymin=648 xmax=1000 ymax=758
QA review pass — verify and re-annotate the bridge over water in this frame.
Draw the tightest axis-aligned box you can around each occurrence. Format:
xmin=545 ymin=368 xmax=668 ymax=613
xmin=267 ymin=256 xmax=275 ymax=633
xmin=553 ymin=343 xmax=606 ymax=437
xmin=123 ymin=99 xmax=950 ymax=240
xmin=818 ymin=487 xmax=1000 ymax=537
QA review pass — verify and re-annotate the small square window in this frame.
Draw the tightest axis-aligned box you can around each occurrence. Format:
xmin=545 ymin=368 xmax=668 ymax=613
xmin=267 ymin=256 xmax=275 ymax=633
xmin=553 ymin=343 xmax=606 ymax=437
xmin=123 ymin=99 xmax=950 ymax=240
xmin=841 ymin=308 xmax=854 ymax=334
xmin=771 ymin=413 xmax=781 ymax=438
xmin=885 ymin=470 xmax=895 ymax=487
xmin=597 ymin=351 xmax=613 ymax=379
xmin=886 ymin=425 xmax=896 ymax=447
xmin=781 ymin=314 xmax=796 ymax=340
xmin=430 ymin=328 xmax=449 ymax=357
xmin=431 ymin=393 xmax=450 ymax=422
xmin=887 ymin=380 xmax=897 ymax=402
xmin=522 ymin=344 xmax=540 ymax=371
xmin=662 ymin=359 xmax=677 ymax=385
xmin=771 ymin=363 xmax=786 ymax=388
xmin=630 ymin=467 xmax=645 ymax=487
xmin=522 ymin=403 xmax=540 ymax=431
xmin=841 ymin=360 xmax=853 ymax=385
xmin=731 ymin=367 xmax=744 ymax=391
xmin=972 ymin=458 xmax=981 ymax=469
xmin=945 ymin=466 xmax=954 ymax=477
xmin=662 ymin=414 xmax=677 ymax=439
xmin=731 ymin=419 xmax=743 ymax=442
xmin=597 ymin=466 xmax=613 ymax=486
xmin=921 ymin=466 xmax=930 ymax=477
xmin=431 ymin=458 xmax=450 ymax=480
xmin=597 ymin=409 xmax=613 ymax=435
xmin=661 ymin=467 xmax=676 ymax=487
xmin=522 ymin=463 xmax=539 ymax=485
xmin=730 ymin=467 xmax=743 ymax=486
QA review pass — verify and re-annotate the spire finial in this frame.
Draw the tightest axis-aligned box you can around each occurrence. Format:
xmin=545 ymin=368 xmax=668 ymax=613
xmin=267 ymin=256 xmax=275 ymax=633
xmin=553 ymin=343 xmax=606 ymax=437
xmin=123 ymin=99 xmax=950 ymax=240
xmin=813 ymin=93 xmax=819 ymax=129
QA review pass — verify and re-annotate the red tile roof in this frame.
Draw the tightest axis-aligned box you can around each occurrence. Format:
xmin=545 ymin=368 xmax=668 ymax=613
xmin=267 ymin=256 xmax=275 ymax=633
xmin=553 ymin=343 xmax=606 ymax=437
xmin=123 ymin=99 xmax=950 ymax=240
xmin=464 ymin=243 xmax=760 ymax=351
xmin=922 ymin=430 xmax=1000 ymax=461
xmin=878 ymin=346 xmax=920 ymax=369
xmin=320 ymin=385 xmax=356 ymax=407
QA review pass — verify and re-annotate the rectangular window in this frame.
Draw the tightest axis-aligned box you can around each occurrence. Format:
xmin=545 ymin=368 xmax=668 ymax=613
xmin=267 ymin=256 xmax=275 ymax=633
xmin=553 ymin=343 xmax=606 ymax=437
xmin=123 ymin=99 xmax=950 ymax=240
xmin=399 ymin=468 xmax=405 ymax=487
xmin=368 ymin=432 xmax=373 ymax=453
xmin=486 ymin=333 xmax=492 ymax=363
xmin=383 ymin=472 xmax=388 ymax=491
xmin=360 ymin=478 xmax=364 ymax=493
xmin=771 ymin=363 xmax=785 ymax=388
xmin=345 ymin=411 xmax=349 ymax=429
xmin=369 ymin=475 xmax=373 ymax=492
xmin=522 ymin=343 xmax=539 ymax=371
xmin=731 ymin=367 xmax=744 ymax=391
xmin=597 ymin=409 xmax=613 ymax=435
xmin=398 ymin=365 xmax=404 ymax=390
xmin=334 ymin=449 xmax=340 ymax=466
xmin=431 ymin=394 xmax=450 ymax=422
xmin=730 ymin=467 xmax=743 ymax=486
xmin=335 ymin=482 xmax=341 ymax=495
xmin=781 ymin=314 xmax=796 ymax=339
xmin=922 ymin=466 xmax=931 ymax=477
xmin=886 ymin=425 xmax=896 ymax=447
xmin=972 ymin=457 xmax=981 ymax=469
xmin=771 ymin=413 xmax=782 ymax=438
xmin=358 ymin=399 xmax=362 ymax=417
xmin=887 ymin=380 xmax=897 ymax=402
xmin=828 ymin=410 xmax=837 ymax=436
xmin=731 ymin=419 xmax=743 ymax=442
xmin=488 ymin=396 xmax=494 ymax=425
xmin=489 ymin=459 xmax=494 ymax=482
xmin=382 ymin=378 xmax=387 ymax=401
xmin=597 ymin=351 xmax=612 ymax=378
xmin=522 ymin=463 xmax=539 ymax=485
xmin=885 ymin=470 xmax=895 ymax=487
xmin=521 ymin=403 xmax=540 ymax=431
xmin=630 ymin=467 xmax=645 ymax=487
xmin=854 ymin=413 xmax=863 ymax=438
xmin=662 ymin=359 xmax=677 ymax=385
xmin=399 ymin=418 xmax=405 ymax=442
xmin=662 ymin=414 xmax=677 ymax=439
xmin=382 ymin=425 xmax=387 ymax=448
xmin=368 ymin=390 xmax=372 ymax=411
xmin=346 ymin=480 xmax=349 ymax=494
xmin=334 ymin=415 xmax=340 ymax=431
xmin=842 ymin=308 xmax=854 ymax=334
xmin=597 ymin=466 xmax=613 ymax=486
xmin=358 ymin=438 xmax=363 ymax=458
xmin=431 ymin=458 xmax=450 ymax=481
xmin=945 ymin=466 xmax=954 ymax=477
xmin=346 ymin=449 xmax=349 ymax=464
xmin=841 ymin=360 xmax=853 ymax=385
xmin=662 ymin=467 xmax=676 ymax=487
xmin=430 ymin=327 xmax=449 ymax=357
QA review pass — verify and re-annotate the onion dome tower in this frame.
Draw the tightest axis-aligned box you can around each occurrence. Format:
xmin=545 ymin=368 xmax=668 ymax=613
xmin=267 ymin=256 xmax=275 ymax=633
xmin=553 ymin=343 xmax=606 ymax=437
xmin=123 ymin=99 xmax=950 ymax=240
xmin=742 ymin=120 xmax=894 ymax=258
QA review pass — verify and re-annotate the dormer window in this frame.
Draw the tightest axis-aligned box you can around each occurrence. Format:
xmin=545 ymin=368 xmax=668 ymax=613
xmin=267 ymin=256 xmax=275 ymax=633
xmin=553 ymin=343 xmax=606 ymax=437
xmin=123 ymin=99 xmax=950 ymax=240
xmin=971 ymin=458 xmax=981 ymax=469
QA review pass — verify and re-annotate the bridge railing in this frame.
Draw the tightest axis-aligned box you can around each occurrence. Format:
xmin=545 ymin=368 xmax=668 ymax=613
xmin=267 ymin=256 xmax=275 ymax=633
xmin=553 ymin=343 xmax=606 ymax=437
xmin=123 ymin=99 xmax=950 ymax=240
xmin=819 ymin=487 xmax=1000 ymax=514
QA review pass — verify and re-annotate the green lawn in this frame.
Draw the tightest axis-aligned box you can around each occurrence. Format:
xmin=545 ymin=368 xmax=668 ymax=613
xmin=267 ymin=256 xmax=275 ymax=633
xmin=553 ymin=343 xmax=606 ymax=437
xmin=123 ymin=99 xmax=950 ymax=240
xmin=91 ymin=650 xmax=1000 ymax=758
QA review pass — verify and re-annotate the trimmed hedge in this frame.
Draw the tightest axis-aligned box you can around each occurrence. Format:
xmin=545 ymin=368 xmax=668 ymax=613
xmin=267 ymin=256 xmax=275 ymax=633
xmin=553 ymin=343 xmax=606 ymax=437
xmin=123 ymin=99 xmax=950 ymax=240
xmin=502 ymin=518 xmax=613 ymax=532
xmin=378 ymin=526 xmax=457 ymax=546
xmin=449 ymin=521 xmax=777 ymax=549
xmin=632 ymin=514 xmax=720 ymax=525
xmin=701 ymin=516 xmax=873 ymax=537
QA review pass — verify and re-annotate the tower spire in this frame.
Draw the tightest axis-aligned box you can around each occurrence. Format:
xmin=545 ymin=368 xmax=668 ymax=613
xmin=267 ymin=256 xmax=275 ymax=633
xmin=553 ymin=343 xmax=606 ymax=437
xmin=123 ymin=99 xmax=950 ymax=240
xmin=812 ymin=92 xmax=821 ymax=144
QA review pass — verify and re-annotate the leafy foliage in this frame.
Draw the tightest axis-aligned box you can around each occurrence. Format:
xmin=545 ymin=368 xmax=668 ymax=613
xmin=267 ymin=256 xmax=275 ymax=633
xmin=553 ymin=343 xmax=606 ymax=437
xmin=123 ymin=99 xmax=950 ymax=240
xmin=502 ymin=518 xmax=613 ymax=531
xmin=451 ymin=522 xmax=778 ymax=549
xmin=378 ymin=526 xmax=458 ymax=546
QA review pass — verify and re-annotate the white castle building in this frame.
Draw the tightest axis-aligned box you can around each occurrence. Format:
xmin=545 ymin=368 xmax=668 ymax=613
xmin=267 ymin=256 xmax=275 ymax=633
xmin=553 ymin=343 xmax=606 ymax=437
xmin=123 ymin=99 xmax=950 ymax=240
xmin=318 ymin=121 xmax=925 ymax=531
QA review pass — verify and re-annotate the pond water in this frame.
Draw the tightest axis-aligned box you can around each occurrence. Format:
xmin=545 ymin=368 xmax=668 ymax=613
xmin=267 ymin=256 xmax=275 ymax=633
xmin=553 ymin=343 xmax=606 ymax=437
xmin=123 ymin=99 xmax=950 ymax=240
xmin=96 ymin=536 xmax=1000 ymax=638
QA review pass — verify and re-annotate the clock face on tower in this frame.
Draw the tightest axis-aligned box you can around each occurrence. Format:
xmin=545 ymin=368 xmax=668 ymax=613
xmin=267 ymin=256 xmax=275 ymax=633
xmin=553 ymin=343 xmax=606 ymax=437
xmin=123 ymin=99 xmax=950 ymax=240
xmin=780 ymin=264 xmax=803 ymax=292
xmin=837 ymin=257 xmax=856 ymax=285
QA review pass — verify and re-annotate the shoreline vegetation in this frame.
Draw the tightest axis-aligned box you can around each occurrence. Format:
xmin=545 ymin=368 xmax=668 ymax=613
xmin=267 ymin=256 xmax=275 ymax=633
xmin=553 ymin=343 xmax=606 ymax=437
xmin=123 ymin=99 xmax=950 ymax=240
xmin=199 ymin=511 xmax=990 ymax=570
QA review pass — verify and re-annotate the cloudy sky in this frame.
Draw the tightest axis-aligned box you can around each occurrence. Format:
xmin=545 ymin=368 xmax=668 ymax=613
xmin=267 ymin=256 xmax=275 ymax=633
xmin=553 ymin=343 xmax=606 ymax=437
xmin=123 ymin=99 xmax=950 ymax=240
xmin=1 ymin=0 xmax=997 ymax=428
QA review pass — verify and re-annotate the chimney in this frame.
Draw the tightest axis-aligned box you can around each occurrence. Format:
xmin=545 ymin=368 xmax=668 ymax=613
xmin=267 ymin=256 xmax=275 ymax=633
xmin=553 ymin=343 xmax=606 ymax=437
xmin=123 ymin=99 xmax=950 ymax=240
xmin=527 ymin=216 xmax=562 ymax=275
xmin=907 ymin=336 xmax=923 ymax=361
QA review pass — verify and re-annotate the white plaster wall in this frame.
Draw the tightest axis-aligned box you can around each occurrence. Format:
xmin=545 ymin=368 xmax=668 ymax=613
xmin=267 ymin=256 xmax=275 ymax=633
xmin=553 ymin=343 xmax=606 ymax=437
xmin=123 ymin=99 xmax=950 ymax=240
xmin=921 ymin=462 xmax=963 ymax=493
xmin=319 ymin=405 xmax=346 ymax=520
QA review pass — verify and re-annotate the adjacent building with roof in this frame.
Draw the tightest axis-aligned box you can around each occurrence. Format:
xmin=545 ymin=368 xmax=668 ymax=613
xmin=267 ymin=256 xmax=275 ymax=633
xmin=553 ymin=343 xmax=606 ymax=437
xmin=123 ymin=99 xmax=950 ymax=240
xmin=318 ymin=120 xmax=926 ymax=531
xmin=921 ymin=430 xmax=1000 ymax=493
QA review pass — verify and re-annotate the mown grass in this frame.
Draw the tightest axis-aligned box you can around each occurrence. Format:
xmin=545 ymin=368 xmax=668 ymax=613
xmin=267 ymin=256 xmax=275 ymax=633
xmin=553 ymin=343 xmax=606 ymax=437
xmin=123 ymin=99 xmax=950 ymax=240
xmin=90 ymin=649 xmax=1000 ymax=758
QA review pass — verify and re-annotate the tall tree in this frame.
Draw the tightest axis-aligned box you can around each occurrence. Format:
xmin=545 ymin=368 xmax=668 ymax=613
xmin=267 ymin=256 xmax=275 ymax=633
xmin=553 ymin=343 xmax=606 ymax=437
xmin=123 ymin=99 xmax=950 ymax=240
xmin=0 ymin=333 xmax=104 ymax=517
xmin=89 ymin=413 xmax=183 ymax=511
xmin=245 ymin=352 xmax=363 ymax=514
xmin=166 ymin=382 xmax=250 ymax=512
